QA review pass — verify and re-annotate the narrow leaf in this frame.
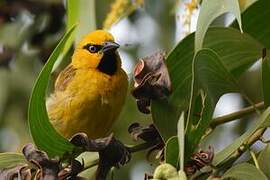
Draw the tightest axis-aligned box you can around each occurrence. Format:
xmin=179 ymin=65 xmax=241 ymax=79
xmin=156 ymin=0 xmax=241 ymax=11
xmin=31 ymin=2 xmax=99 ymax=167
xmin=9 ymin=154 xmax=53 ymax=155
xmin=195 ymin=0 xmax=242 ymax=52
xmin=28 ymin=25 xmax=77 ymax=158
xmin=178 ymin=112 xmax=185 ymax=171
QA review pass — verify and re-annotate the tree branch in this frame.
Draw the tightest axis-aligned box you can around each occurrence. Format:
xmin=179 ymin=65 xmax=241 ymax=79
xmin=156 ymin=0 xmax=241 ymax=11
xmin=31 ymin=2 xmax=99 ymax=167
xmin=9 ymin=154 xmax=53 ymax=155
xmin=210 ymin=102 xmax=265 ymax=129
xmin=82 ymin=141 xmax=158 ymax=172
xmin=126 ymin=142 xmax=157 ymax=153
xmin=214 ymin=127 xmax=266 ymax=175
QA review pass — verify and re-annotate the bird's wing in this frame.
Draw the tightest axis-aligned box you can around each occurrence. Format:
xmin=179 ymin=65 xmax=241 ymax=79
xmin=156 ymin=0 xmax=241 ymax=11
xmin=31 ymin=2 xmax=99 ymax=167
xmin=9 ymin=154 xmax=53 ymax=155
xmin=55 ymin=64 xmax=76 ymax=91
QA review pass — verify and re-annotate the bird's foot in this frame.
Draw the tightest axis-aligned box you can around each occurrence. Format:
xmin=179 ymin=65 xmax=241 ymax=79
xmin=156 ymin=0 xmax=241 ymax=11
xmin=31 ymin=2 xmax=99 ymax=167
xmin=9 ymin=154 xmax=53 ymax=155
xmin=69 ymin=133 xmax=131 ymax=180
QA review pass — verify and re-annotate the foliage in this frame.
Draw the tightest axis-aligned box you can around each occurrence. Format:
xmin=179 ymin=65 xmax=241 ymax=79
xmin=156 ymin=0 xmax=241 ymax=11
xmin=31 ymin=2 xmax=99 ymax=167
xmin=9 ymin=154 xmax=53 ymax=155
xmin=28 ymin=25 xmax=76 ymax=157
xmin=153 ymin=0 xmax=270 ymax=179
xmin=1 ymin=0 xmax=270 ymax=179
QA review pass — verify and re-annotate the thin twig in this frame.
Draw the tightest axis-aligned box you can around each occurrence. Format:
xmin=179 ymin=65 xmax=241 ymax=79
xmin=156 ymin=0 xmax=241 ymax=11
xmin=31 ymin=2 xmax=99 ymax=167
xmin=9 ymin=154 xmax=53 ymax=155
xmin=82 ymin=141 xmax=158 ymax=172
xmin=210 ymin=102 xmax=265 ymax=129
xmin=259 ymin=136 xmax=270 ymax=144
xmin=126 ymin=142 xmax=157 ymax=153
xmin=214 ymin=127 xmax=266 ymax=174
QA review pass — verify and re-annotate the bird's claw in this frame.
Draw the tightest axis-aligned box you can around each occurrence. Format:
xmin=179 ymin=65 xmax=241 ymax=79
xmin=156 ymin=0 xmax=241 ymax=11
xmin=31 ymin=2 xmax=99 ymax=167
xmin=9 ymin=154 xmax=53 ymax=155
xmin=69 ymin=133 xmax=131 ymax=179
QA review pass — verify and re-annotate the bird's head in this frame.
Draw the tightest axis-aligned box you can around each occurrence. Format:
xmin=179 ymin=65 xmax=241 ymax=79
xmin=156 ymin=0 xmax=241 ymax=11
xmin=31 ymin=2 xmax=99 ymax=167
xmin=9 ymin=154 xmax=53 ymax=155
xmin=71 ymin=30 xmax=121 ymax=75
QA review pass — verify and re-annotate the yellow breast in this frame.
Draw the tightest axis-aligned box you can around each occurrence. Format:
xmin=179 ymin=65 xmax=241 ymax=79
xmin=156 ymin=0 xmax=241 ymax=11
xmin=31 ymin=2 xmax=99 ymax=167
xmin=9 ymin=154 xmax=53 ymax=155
xmin=47 ymin=67 xmax=128 ymax=139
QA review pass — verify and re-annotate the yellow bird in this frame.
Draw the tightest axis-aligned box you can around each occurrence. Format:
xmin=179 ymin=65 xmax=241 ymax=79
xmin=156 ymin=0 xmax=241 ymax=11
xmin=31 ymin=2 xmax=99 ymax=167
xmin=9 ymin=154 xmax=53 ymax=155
xmin=46 ymin=30 xmax=128 ymax=139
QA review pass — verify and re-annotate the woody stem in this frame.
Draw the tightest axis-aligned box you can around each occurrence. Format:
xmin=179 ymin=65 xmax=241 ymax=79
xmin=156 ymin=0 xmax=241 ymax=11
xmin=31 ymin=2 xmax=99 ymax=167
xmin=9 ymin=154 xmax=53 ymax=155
xmin=210 ymin=102 xmax=265 ymax=129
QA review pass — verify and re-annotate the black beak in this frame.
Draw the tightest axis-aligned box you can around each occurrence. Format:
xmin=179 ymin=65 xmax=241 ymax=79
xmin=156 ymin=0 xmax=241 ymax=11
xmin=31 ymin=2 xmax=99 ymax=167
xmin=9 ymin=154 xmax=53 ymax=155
xmin=102 ymin=41 xmax=120 ymax=53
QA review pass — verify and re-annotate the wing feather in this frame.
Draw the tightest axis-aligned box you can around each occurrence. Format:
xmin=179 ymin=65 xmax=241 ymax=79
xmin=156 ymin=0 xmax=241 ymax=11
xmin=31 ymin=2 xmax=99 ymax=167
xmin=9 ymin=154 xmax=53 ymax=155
xmin=55 ymin=65 xmax=76 ymax=91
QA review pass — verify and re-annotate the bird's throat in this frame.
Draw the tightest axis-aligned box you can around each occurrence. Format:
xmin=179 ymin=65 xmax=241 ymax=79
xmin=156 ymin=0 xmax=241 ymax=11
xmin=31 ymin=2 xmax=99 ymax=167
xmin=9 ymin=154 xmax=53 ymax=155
xmin=97 ymin=51 xmax=118 ymax=75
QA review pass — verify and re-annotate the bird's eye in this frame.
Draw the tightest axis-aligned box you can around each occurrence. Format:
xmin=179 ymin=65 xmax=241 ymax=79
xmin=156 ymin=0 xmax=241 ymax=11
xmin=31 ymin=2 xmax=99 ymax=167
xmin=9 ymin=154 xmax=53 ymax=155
xmin=83 ymin=44 xmax=103 ymax=53
xmin=88 ymin=45 xmax=97 ymax=53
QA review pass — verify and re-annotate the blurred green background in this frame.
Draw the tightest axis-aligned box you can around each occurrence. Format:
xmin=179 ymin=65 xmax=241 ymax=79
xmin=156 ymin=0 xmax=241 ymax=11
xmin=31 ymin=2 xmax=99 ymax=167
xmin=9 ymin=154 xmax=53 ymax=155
xmin=0 ymin=0 xmax=263 ymax=179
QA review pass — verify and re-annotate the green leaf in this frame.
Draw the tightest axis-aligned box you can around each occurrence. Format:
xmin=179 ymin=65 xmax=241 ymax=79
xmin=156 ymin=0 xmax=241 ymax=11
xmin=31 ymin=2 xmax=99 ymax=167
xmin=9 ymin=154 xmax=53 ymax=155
xmin=262 ymin=49 xmax=270 ymax=107
xmin=178 ymin=112 xmax=185 ymax=171
xmin=258 ymin=144 xmax=270 ymax=178
xmin=152 ymin=99 xmax=180 ymax=140
xmin=186 ymin=48 xmax=239 ymax=157
xmin=237 ymin=0 xmax=270 ymax=48
xmin=222 ymin=163 xmax=268 ymax=180
xmin=152 ymin=27 xmax=263 ymax=142
xmin=168 ymin=27 xmax=262 ymax=109
xmin=195 ymin=0 xmax=242 ymax=52
xmin=185 ymin=92 xmax=211 ymax=155
xmin=194 ymin=49 xmax=239 ymax=100
xmin=28 ymin=25 xmax=77 ymax=158
xmin=213 ymin=107 xmax=270 ymax=166
xmin=0 ymin=153 xmax=26 ymax=169
xmin=165 ymin=136 xmax=179 ymax=168
xmin=67 ymin=0 xmax=96 ymax=45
